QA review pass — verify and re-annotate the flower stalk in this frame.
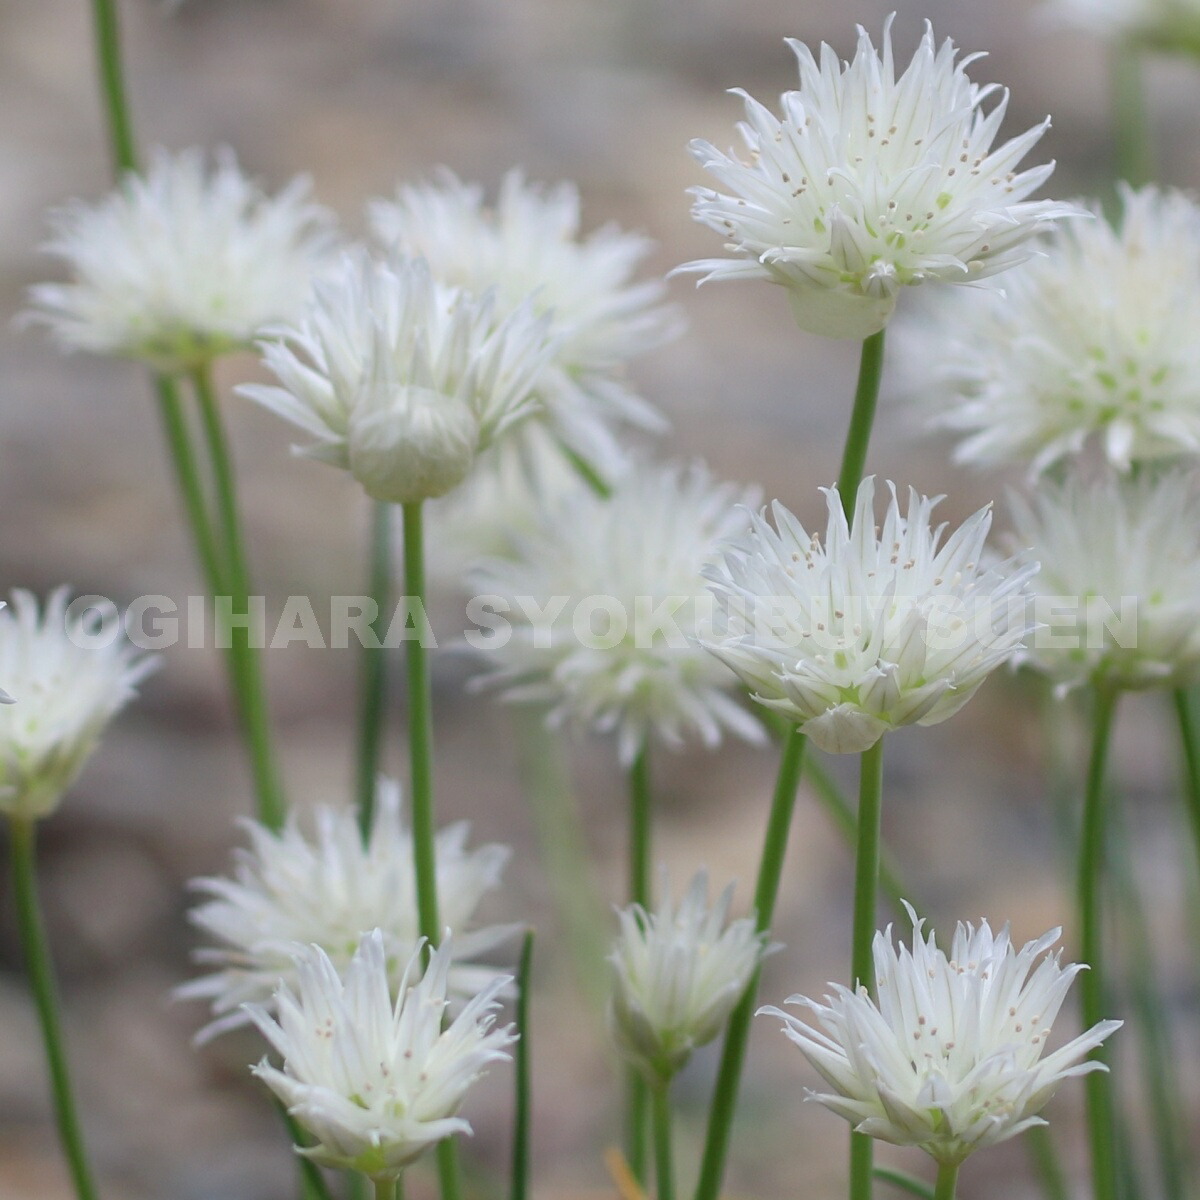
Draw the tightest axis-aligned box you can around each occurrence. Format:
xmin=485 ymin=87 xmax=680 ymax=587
xmin=510 ymin=932 xmax=534 ymax=1200
xmin=401 ymin=500 xmax=440 ymax=947
xmin=932 ymin=1163 xmax=959 ymax=1200
xmin=398 ymin=501 xmax=462 ymax=1200
xmin=1172 ymin=688 xmax=1200 ymax=890
xmin=9 ymin=817 xmax=100 ymax=1200
xmin=837 ymin=331 xmax=887 ymax=517
xmin=629 ymin=744 xmax=653 ymax=909
xmin=692 ymin=725 xmax=807 ymax=1200
xmin=627 ymin=742 xmax=653 ymax=1181
xmin=357 ymin=502 xmax=393 ymax=835
xmin=1079 ymin=683 xmax=1120 ymax=1200
xmin=849 ymin=738 xmax=885 ymax=1200
xmin=652 ymin=1085 xmax=675 ymax=1200
xmin=89 ymin=0 xmax=137 ymax=175
xmin=192 ymin=364 xmax=286 ymax=829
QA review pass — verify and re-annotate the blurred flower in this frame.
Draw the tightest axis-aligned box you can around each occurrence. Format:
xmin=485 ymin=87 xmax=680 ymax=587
xmin=469 ymin=460 xmax=765 ymax=766
xmin=609 ymin=869 xmax=769 ymax=1084
xmin=248 ymin=931 xmax=514 ymax=1180
xmin=240 ymin=252 xmax=557 ymax=504
xmin=370 ymin=170 xmax=680 ymax=479
xmin=427 ymin=422 xmax=599 ymax=587
xmin=1045 ymin=0 xmax=1200 ymax=53
xmin=760 ymin=906 xmax=1121 ymax=1165
xmin=0 ymin=589 xmax=153 ymax=820
xmin=28 ymin=148 xmax=337 ymax=373
xmin=705 ymin=478 xmax=1034 ymax=754
xmin=1010 ymin=468 xmax=1200 ymax=691
xmin=677 ymin=18 xmax=1075 ymax=339
xmin=180 ymin=780 xmax=514 ymax=1040
xmin=922 ymin=186 xmax=1200 ymax=475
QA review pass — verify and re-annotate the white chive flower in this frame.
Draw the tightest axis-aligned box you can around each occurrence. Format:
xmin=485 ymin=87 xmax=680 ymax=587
xmin=179 ymin=780 xmax=515 ymax=1040
xmin=677 ymin=18 xmax=1076 ymax=340
xmin=1044 ymin=0 xmax=1200 ymax=52
xmin=369 ymin=170 xmax=680 ymax=479
xmin=609 ymin=870 xmax=770 ymax=1084
xmin=760 ymin=906 xmax=1121 ymax=1165
xmin=469 ymin=460 xmax=766 ymax=767
xmin=239 ymin=251 xmax=556 ymax=504
xmin=0 ymin=589 xmax=153 ymax=820
xmin=1010 ymin=469 xmax=1200 ymax=691
xmin=28 ymin=148 xmax=337 ymax=373
xmin=248 ymin=931 xmax=514 ymax=1181
xmin=705 ymin=478 xmax=1035 ymax=755
xmin=923 ymin=186 xmax=1200 ymax=475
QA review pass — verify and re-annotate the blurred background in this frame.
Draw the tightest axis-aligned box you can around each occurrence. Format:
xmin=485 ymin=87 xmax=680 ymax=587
xmin=2 ymin=0 xmax=1200 ymax=1197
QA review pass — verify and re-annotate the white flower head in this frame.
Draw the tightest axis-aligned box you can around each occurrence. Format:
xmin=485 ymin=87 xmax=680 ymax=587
xmin=1044 ymin=0 xmax=1200 ymax=52
xmin=240 ymin=251 xmax=557 ymax=504
xmin=923 ymin=186 xmax=1200 ymax=475
xmin=180 ymin=780 xmax=515 ymax=1040
xmin=760 ymin=906 xmax=1121 ymax=1165
xmin=677 ymin=18 xmax=1077 ymax=339
xmin=248 ymin=931 xmax=515 ymax=1180
xmin=704 ymin=478 xmax=1035 ymax=755
xmin=0 ymin=589 xmax=154 ymax=820
xmin=28 ymin=147 xmax=337 ymax=373
xmin=1011 ymin=468 xmax=1200 ymax=691
xmin=469 ymin=460 xmax=767 ymax=766
xmin=609 ymin=869 xmax=770 ymax=1084
xmin=369 ymin=170 xmax=680 ymax=479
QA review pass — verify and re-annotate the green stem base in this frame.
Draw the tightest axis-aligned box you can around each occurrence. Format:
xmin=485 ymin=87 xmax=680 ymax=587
xmin=692 ymin=727 xmax=807 ymax=1200
xmin=10 ymin=819 xmax=100 ymax=1200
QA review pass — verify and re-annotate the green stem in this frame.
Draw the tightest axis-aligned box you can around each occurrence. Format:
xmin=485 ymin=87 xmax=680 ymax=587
xmin=850 ymin=738 xmax=885 ymax=1200
xmin=9 ymin=818 xmax=100 ymax=1200
xmin=510 ymin=931 xmax=534 ymax=1200
xmin=433 ymin=1143 xmax=460 ymax=1200
xmin=835 ymin=330 xmax=887 ymax=518
xmin=557 ymin=440 xmax=613 ymax=500
xmin=398 ymin=501 xmax=461 ymax=1200
xmin=89 ymin=0 xmax=138 ymax=174
xmin=652 ymin=1085 xmax=675 ymax=1200
xmin=1079 ymin=684 xmax=1120 ymax=1200
xmin=155 ymin=379 xmax=228 ymax=594
xmin=805 ymin=754 xmax=917 ymax=929
xmin=872 ymin=1168 xmax=934 ymax=1200
xmin=1172 ymin=688 xmax=1200 ymax=887
xmin=346 ymin=1176 xmax=367 ymax=1200
xmin=627 ymin=1077 xmax=648 ymax=1188
xmin=1111 ymin=45 xmax=1153 ymax=187
xmin=1110 ymin=774 xmax=1189 ymax=1200
xmin=356 ymin=502 xmax=393 ymax=837
xmin=932 ymin=1162 xmax=958 ymax=1200
xmin=627 ymin=742 xmax=652 ymax=1182
xmin=692 ymin=726 xmax=807 ymax=1200
xmin=401 ymin=501 xmax=439 ymax=946
xmin=373 ymin=1179 xmax=397 ymax=1200
xmin=192 ymin=366 xmax=286 ymax=830
xmin=850 ymin=740 xmax=885 ymax=993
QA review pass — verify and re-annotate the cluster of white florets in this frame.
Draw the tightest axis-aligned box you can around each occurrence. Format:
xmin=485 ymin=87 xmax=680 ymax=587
xmin=16 ymin=9 xmax=1151 ymax=1192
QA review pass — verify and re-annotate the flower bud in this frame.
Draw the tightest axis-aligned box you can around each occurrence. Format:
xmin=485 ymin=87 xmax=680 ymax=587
xmin=608 ymin=870 xmax=768 ymax=1085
